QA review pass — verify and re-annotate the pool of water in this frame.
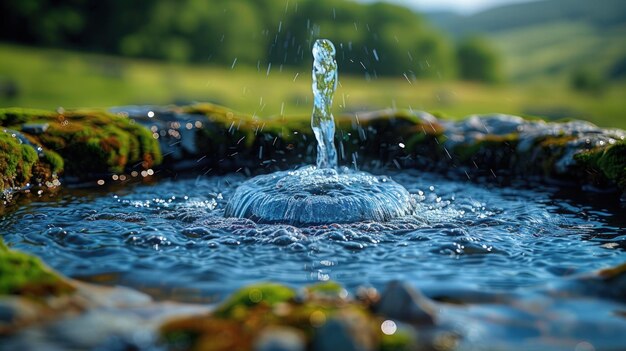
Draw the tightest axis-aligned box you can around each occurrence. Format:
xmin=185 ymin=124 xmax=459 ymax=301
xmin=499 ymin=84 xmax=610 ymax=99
xmin=1 ymin=170 xmax=625 ymax=302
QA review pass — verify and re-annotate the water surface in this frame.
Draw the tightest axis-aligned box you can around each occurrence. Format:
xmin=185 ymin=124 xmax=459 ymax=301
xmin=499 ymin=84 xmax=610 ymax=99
xmin=1 ymin=171 xmax=624 ymax=302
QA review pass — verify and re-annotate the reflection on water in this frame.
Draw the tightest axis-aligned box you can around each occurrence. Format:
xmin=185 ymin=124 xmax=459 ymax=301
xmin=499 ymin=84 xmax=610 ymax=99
xmin=1 ymin=170 xmax=624 ymax=302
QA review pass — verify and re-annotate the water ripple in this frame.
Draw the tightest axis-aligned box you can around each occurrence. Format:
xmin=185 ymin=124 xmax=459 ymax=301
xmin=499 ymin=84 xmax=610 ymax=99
xmin=1 ymin=170 xmax=624 ymax=301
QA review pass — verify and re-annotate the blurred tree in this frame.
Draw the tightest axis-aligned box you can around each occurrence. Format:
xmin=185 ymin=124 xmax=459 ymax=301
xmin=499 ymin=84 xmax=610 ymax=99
xmin=608 ymin=55 xmax=626 ymax=80
xmin=456 ymin=36 xmax=502 ymax=83
xmin=0 ymin=0 xmax=457 ymax=78
xmin=570 ymin=67 xmax=607 ymax=95
xmin=0 ymin=0 xmax=86 ymax=46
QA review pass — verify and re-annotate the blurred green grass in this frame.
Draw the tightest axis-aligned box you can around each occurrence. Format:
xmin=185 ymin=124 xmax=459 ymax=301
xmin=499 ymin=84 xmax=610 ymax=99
xmin=491 ymin=21 xmax=626 ymax=81
xmin=1 ymin=43 xmax=625 ymax=128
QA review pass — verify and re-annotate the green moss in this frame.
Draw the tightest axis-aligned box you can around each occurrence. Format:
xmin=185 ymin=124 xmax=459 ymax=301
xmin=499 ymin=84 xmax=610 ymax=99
xmin=161 ymin=282 xmax=372 ymax=351
xmin=213 ymin=283 xmax=296 ymax=318
xmin=305 ymin=281 xmax=346 ymax=299
xmin=0 ymin=237 xmax=74 ymax=297
xmin=0 ymin=107 xmax=162 ymax=178
xmin=454 ymin=133 xmax=519 ymax=162
xmin=42 ymin=149 xmax=64 ymax=174
xmin=0 ymin=131 xmax=39 ymax=189
xmin=185 ymin=102 xmax=310 ymax=145
xmin=430 ymin=111 xmax=450 ymax=120
xmin=575 ymin=141 xmax=626 ymax=190
xmin=380 ymin=328 xmax=415 ymax=351
xmin=0 ymin=108 xmax=55 ymax=127
xmin=537 ymin=135 xmax=576 ymax=148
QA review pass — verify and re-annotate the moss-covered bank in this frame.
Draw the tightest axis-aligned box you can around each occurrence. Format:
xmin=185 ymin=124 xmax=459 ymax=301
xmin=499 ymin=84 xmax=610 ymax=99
xmin=0 ymin=107 xmax=162 ymax=192
xmin=0 ymin=237 xmax=73 ymax=298
xmin=1 ymin=104 xmax=624 ymax=196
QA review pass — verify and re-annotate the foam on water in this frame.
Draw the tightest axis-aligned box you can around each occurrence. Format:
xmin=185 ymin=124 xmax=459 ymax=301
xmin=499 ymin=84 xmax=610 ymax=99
xmin=224 ymin=39 xmax=414 ymax=225
xmin=224 ymin=166 xmax=415 ymax=225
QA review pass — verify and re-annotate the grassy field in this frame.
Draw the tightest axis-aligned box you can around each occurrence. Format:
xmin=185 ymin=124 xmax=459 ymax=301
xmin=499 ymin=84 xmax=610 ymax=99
xmin=1 ymin=43 xmax=625 ymax=128
xmin=491 ymin=21 xmax=626 ymax=81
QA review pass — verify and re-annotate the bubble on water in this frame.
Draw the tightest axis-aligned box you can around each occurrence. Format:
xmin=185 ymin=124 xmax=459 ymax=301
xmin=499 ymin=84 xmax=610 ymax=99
xmin=381 ymin=320 xmax=397 ymax=335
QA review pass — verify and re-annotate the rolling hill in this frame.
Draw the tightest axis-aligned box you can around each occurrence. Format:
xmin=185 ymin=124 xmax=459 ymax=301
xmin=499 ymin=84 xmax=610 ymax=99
xmin=427 ymin=0 xmax=626 ymax=81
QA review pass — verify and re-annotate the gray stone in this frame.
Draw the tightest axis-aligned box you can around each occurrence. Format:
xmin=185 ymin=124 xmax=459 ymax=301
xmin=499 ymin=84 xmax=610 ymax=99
xmin=375 ymin=281 xmax=437 ymax=325
xmin=21 ymin=123 xmax=49 ymax=135
xmin=255 ymin=327 xmax=305 ymax=351
xmin=0 ymin=297 xmax=39 ymax=324
xmin=312 ymin=318 xmax=360 ymax=351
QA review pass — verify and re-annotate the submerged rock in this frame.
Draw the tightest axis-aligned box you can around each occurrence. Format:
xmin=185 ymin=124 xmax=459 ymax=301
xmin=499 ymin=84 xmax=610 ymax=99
xmin=374 ymin=281 xmax=437 ymax=325
xmin=311 ymin=318 xmax=362 ymax=351
xmin=550 ymin=263 xmax=626 ymax=302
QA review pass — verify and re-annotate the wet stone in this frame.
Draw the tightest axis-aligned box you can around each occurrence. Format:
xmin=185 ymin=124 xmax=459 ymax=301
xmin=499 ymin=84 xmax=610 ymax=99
xmin=255 ymin=327 xmax=306 ymax=351
xmin=224 ymin=166 xmax=415 ymax=226
xmin=375 ymin=281 xmax=437 ymax=325
xmin=21 ymin=123 xmax=49 ymax=135
xmin=311 ymin=318 xmax=360 ymax=351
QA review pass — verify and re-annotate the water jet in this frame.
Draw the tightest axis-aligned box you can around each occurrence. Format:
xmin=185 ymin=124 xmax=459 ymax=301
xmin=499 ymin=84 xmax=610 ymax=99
xmin=224 ymin=39 xmax=414 ymax=225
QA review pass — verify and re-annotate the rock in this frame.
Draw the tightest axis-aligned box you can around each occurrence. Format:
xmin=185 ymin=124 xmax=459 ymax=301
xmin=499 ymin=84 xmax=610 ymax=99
xmin=551 ymin=263 xmax=626 ymax=302
xmin=304 ymin=281 xmax=348 ymax=300
xmin=214 ymin=283 xmax=296 ymax=318
xmin=375 ymin=281 xmax=437 ymax=325
xmin=0 ymin=107 xmax=162 ymax=192
xmin=4 ymin=103 xmax=625 ymax=198
xmin=255 ymin=327 xmax=305 ymax=351
xmin=0 ymin=237 xmax=75 ymax=298
xmin=0 ymin=297 xmax=39 ymax=326
xmin=311 ymin=318 xmax=361 ymax=351
xmin=21 ymin=123 xmax=49 ymax=135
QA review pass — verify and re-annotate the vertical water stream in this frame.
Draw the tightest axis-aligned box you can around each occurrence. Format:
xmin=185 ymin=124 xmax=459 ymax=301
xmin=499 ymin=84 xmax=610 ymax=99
xmin=311 ymin=39 xmax=339 ymax=169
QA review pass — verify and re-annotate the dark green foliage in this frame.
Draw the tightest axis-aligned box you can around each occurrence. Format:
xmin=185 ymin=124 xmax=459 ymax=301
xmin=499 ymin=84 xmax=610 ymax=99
xmin=432 ymin=0 xmax=626 ymax=35
xmin=0 ymin=0 xmax=458 ymax=77
xmin=0 ymin=237 xmax=74 ymax=297
xmin=571 ymin=68 xmax=608 ymax=95
xmin=457 ymin=36 xmax=502 ymax=83
xmin=608 ymin=55 xmax=626 ymax=80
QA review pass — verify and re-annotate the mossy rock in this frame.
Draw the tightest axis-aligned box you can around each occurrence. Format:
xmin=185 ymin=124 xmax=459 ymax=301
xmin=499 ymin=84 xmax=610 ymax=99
xmin=213 ymin=283 xmax=296 ymax=319
xmin=0 ymin=131 xmax=39 ymax=190
xmin=0 ymin=237 xmax=74 ymax=297
xmin=575 ymin=141 xmax=626 ymax=190
xmin=305 ymin=281 xmax=347 ymax=300
xmin=180 ymin=103 xmax=442 ymax=171
xmin=380 ymin=328 xmax=415 ymax=351
xmin=0 ymin=108 xmax=55 ymax=127
xmin=0 ymin=108 xmax=162 ymax=184
xmin=161 ymin=281 xmax=413 ymax=351
xmin=454 ymin=133 xmax=519 ymax=165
